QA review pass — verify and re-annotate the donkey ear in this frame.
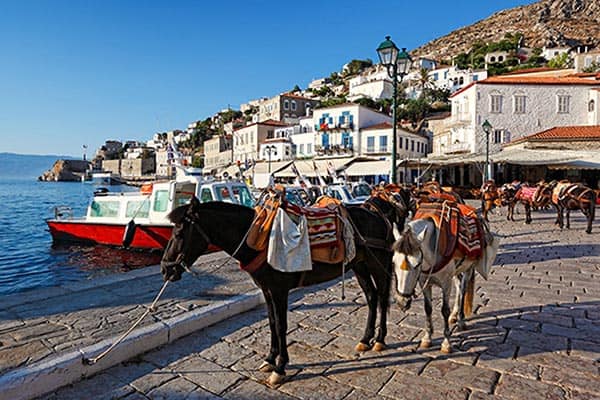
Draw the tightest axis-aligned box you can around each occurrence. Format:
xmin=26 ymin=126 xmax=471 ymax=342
xmin=417 ymin=225 xmax=428 ymax=241
xmin=190 ymin=196 xmax=201 ymax=210
xmin=392 ymin=223 xmax=402 ymax=241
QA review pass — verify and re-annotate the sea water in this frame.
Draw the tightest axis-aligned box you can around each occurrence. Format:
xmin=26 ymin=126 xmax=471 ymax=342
xmin=0 ymin=178 xmax=161 ymax=295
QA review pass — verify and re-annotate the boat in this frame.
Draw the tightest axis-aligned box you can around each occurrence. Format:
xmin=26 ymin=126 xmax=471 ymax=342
xmin=47 ymin=174 xmax=255 ymax=250
xmin=90 ymin=171 xmax=125 ymax=185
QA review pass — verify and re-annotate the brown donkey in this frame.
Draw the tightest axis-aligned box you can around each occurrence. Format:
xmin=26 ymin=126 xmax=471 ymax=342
xmin=539 ymin=180 xmax=596 ymax=234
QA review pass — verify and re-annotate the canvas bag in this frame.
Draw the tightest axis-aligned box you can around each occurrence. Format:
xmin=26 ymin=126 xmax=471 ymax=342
xmin=267 ymin=208 xmax=312 ymax=272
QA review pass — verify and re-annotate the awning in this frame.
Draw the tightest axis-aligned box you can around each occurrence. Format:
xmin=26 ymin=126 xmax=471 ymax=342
xmin=274 ymin=157 xmax=355 ymax=177
xmin=548 ymin=158 xmax=600 ymax=170
xmin=344 ymin=160 xmax=391 ymax=176
xmin=414 ymin=148 xmax=600 ymax=168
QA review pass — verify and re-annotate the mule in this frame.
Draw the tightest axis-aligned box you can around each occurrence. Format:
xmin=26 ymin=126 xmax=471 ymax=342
xmin=481 ymin=180 xmax=499 ymax=222
xmin=543 ymin=181 xmax=596 ymax=234
xmin=500 ymin=182 xmax=549 ymax=224
xmin=160 ymin=198 xmax=394 ymax=385
xmin=391 ymin=216 xmax=499 ymax=353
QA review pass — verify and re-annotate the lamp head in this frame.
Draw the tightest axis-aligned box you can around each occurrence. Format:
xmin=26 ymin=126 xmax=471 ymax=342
xmin=377 ymin=36 xmax=399 ymax=67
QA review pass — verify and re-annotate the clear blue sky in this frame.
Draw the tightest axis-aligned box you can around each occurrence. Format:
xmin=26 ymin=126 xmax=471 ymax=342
xmin=0 ymin=0 xmax=536 ymax=157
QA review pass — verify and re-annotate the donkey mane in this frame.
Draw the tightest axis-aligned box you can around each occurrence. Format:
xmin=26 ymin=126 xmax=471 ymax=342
xmin=392 ymin=226 xmax=420 ymax=255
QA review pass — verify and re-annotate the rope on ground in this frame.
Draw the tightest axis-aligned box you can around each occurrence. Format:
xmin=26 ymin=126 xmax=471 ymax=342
xmin=81 ymin=280 xmax=170 ymax=365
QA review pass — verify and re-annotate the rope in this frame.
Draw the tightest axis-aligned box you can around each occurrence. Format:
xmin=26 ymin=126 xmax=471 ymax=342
xmin=81 ymin=280 xmax=170 ymax=365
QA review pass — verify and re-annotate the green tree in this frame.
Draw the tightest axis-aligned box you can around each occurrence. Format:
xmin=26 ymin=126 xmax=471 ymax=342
xmin=583 ymin=61 xmax=600 ymax=73
xmin=548 ymin=52 xmax=571 ymax=69
xmin=342 ymin=59 xmax=373 ymax=77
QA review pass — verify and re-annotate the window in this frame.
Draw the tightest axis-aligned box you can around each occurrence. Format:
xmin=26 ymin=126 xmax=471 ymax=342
xmin=557 ymin=95 xmax=570 ymax=113
xmin=490 ymin=94 xmax=503 ymax=113
xmin=90 ymin=200 xmax=120 ymax=218
xmin=153 ymin=190 xmax=169 ymax=212
xmin=291 ymin=100 xmax=297 ymax=111
xmin=307 ymin=143 xmax=312 ymax=154
xmin=514 ymin=95 xmax=526 ymax=114
xmin=379 ymin=136 xmax=388 ymax=152
xmin=299 ymin=144 xmax=304 ymax=154
xmin=498 ymin=55 xmax=504 ymax=62
xmin=589 ymin=99 xmax=595 ymax=112
xmin=494 ymin=129 xmax=503 ymax=144
xmin=283 ymin=100 xmax=289 ymax=110
xmin=364 ymin=137 xmax=374 ymax=153
xmin=405 ymin=138 xmax=409 ymax=150
xmin=200 ymin=188 xmax=213 ymax=203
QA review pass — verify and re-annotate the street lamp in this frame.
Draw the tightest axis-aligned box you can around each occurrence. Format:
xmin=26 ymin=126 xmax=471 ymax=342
xmin=377 ymin=36 xmax=412 ymax=184
xmin=481 ymin=119 xmax=492 ymax=182
xmin=265 ymin=145 xmax=277 ymax=173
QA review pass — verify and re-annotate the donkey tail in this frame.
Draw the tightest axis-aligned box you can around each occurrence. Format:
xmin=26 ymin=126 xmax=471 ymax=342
xmin=591 ymin=190 xmax=596 ymax=222
xmin=463 ymin=270 xmax=475 ymax=317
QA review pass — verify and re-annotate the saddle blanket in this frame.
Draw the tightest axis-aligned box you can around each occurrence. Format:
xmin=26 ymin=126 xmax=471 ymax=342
xmin=516 ymin=186 xmax=537 ymax=202
xmin=414 ymin=201 xmax=484 ymax=261
xmin=285 ymin=203 xmax=340 ymax=248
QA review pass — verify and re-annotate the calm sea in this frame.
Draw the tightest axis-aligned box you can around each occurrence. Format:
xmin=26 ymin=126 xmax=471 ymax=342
xmin=0 ymin=179 xmax=162 ymax=295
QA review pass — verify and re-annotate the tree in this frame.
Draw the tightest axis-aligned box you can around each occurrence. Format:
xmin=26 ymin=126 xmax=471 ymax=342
xmin=416 ymin=68 xmax=434 ymax=97
xmin=548 ymin=52 xmax=571 ymax=69
xmin=291 ymin=84 xmax=301 ymax=92
xmin=583 ymin=61 xmax=600 ymax=73
xmin=342 ymin=59 xmax=373 ymax=77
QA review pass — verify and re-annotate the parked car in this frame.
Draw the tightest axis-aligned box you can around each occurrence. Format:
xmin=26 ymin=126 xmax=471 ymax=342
xmin=323 ymin=184 xmax=365 ymax=205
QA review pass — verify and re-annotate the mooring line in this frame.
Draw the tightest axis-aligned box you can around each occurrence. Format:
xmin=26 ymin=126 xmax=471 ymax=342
xmin=81 ymin=280 xmax=170 ymax=365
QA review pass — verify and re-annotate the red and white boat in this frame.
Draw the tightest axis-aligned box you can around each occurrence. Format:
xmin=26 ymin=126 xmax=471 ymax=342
xmin=47 ymin=173 xmax=254 ymax=250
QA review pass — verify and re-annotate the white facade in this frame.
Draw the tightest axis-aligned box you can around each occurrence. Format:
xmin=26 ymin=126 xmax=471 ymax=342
xmin=542 ymin=46 xmax=571 ymax=61
xmin=347 ymin=65 xmax=393 ymax=101
xmin=361 ymin=123 xmax=429 ymax=159
xmin=428 ymin=66 xmax=487 ymax=93
xmin=259 ymin=140 xmax=293 ymax=162
xmin=574 ymin=50 xmax=600 ymax=72
xmin=312 ymin=103 xmax=391 ymax=156
xmin=433 ymin=76 xmax=600 ymax=157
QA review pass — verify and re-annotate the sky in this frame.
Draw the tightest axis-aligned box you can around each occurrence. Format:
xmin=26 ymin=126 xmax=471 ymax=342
xmin=0 ymin=0 xmax=537 ymax=157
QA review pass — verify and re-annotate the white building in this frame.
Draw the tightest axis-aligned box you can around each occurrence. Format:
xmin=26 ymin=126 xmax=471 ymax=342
xmin=360 ymin=122 xmax=429 ymax=159
xmin=347 ymin=65 xmax=393 ymax=101
xmin=428 ymin=65 xmax=487 ymax=94
xmin=444 ymin=74 xmax=600 ymax=156
xmin=232 ymin=120 xmax=288 ymax=165
xmin=574 ymin=50 xmax=600 ymax=72
xmin=312 ymin=103 xmax=392 ymax=156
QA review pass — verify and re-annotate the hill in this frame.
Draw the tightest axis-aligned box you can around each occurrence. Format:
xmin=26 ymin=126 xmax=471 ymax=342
xmin=412 ymin=0 xmax=600 ymax=61
xmin=0 ymin=153 xmax=76 ymax=180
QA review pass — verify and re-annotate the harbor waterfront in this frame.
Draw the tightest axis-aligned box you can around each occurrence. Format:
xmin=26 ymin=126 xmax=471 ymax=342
xmin=0 ymin=179 xmax=161 ymax=295
xmin=1 ymin=203 xmax=598 ymax=399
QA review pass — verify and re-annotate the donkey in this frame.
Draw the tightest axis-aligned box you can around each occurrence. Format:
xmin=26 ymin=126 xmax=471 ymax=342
xmin=546 ymin=181 xmax=596 ymax=234
xmin=391 ymin=209 xmax=499 ymax=353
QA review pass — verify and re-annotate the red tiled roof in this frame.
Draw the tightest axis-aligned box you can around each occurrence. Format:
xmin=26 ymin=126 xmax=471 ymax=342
xmin=502 ymin=67 xmax=558 ymax=76
xmin=282 ymin=92 xmax=317 ymax=101
xmin=510 ymin=125 xmax=600 ymax=144
xmin=233 ymin=119 xmax=289 ymax=131
xmin=480 ymin=76 xmax=600 ymax=85
xmin=362 ymin=122 xmax=392 ymax=131
xmin=449 ymin=82 xmax=476 ymax=98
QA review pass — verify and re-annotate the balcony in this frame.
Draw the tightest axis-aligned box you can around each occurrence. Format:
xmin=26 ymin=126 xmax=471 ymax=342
xmin=443 ymin=142 xmax=471 ymax=154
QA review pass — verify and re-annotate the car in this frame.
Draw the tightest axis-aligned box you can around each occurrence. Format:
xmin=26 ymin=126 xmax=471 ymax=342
xmin=323 ymin=184 xmax=366 ymax=205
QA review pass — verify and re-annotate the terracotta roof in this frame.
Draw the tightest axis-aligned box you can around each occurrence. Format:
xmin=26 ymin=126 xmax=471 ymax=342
xmin=502 ymin=67 xmax=559 ymax=76
xmin=510 ymin=125 xmax=600 ymax=144
xmin=480 ymin=76 xmax=600 ymax=85
xmin=233 ymin=119 xmax=289 ymax=131
xmin=282 ymin=92 xmax=317 ymax=101
xmin=449 ymin=82 xmax=476 ymax=98
xmin=361 ymin=122 xmax=392 ymax=131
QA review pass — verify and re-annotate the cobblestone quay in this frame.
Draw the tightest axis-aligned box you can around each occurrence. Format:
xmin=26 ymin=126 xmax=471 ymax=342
xmin=26 ymin=206 xmax=600 ymax=398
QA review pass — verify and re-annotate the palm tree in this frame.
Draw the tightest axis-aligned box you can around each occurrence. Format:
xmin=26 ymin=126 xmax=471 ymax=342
xmin=416 ymin=68 xmax=433 ymax=98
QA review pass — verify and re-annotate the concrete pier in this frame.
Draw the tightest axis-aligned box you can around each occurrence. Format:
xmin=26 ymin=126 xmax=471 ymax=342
xmin=2 ymin=205 xmax=600 ymax=399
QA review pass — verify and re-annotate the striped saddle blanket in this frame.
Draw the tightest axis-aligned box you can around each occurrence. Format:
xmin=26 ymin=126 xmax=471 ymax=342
xmin=414 ymin=201 xmax=484 ymax=272
xmin=284 ymin=202 xmax=340 ymax=248
xmin=516 ymin=186 xmax=537 ymax=202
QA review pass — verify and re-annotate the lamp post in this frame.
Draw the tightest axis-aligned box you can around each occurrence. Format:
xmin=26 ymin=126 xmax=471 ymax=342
xmin=481 ymin=119 xmax=492 ymax=182
xmin=265 ymin=145 xmax=277 ymax=174
xmin=377 ymin=36 xmax=412 ymax=184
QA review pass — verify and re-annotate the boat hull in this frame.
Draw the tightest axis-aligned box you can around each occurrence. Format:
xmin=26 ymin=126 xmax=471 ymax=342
xmin=47 ymin=220 xmax=173 ymax=250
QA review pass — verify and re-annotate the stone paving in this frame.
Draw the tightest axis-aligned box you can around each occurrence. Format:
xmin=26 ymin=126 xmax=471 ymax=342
xmin=0 ymin=252 xmax=257 ymax=377
xmin=18 ymin=206 xmax=600 ymax=399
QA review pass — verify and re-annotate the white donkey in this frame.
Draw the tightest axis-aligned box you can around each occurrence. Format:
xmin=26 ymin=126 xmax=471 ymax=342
xmin=392 ymin=219 xmax=499 ymax=353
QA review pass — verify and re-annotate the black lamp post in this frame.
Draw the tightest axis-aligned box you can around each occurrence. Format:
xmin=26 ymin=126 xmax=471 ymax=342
xmin=481 ymin=119 xmax=492 ymax=182
xmin=377 ymin=36 xmax=412 ymax=184
xmin=265 ymin=145 xmax=277 ymax=173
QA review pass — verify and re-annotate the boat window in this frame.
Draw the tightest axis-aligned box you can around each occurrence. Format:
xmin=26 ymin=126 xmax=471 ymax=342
xmin=215 ymin=186 xmax=234 ymax=203
xmin=232 ymin=185 xmax=254 ymax=207
xmin=153 ymin=190 xmax=169 ymax=212
xmin=200 ymin=188 xmax=213 ymax=203
xmin=126 ymin=200 xmax=150 ymax=218
xmin=174 ymin=184 xmax=196 ymax=207
xmin=89 ymin=200 xmax=120 ymax=218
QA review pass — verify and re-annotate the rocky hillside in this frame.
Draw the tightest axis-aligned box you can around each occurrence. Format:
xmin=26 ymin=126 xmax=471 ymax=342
xmin=413 ymin=0 xmax=600 ymax=61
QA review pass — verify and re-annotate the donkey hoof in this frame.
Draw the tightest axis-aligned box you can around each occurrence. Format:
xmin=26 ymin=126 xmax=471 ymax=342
xmin=373 ymin=342 xmax=386 ymax=352
xmin=259 ymin=361 xmax=275 ymax=372
xmin=419 ymin=339 xmax=432 ymax=349
xmin=267 ymin=371 xmax=286 ymax=387
xmin=355 ymin=342 xmax=372 ymax=352
xmin=441 ymin=342 xmax=453 ymax=354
